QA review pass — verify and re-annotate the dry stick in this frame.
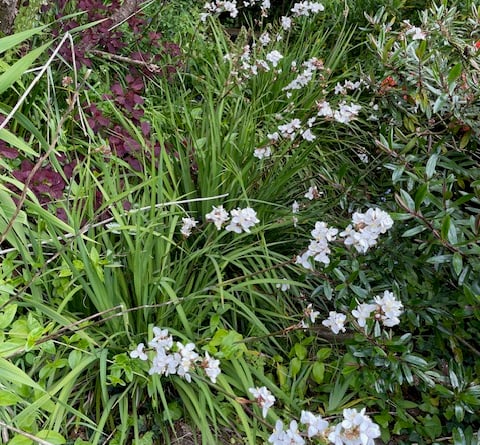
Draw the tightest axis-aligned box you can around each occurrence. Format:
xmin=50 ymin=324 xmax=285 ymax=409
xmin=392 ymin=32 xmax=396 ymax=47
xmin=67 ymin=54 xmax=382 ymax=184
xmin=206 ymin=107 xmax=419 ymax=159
xmin=0 ymin=420 xmax=56 ymax=445
xmin=0 ymin=36 xmax=88 ymax=246
xmin=89 ymin=49 xmax=164 ymax=73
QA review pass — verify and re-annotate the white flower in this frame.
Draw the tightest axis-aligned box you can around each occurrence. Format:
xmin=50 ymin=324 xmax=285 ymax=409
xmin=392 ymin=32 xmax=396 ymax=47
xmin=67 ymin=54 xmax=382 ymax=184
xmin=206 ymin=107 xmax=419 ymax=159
xmin=352 ymin=303 xmax=377 ymax=328
xmin=148 ymin=327 xmax=173 ymax=351
xmin=307 ymin=239 xmax=331 ymax=265
xmin=202 ymin=0 xmax=239 ymax=19
xmin=322 ymin=311 xmax=347 ymax=334
xmin=176 ymin=341 xmax=199 ymax=383
xmin=340 ymin=227 xmax=377 ymax=254
xmin=292 ymin=200 xmax=300 ymax=213
xmin=406 ymin=26 xmax=426 ymax=40
xmin=259 ymin=32 xmax=271 ymax=46
xmin=203 ymin=352 xmax=221 ymax=383
xmin=344 ymin=80 xmax=362 ymax=90
xmin=304 ymin=303 xmax=320 ymax=324
xmin=267 ymin=132 xmax=280 ymax=142
xmin=311 ymin=221 xmax=338 ymax=242
xmin=148 ymin=348 xmax=169 ymax=375
xmin=301 ymin=128 xmax=316 ymax=141
xmin=317 ymin=100 xmax=334 ymax=117
xmin=278 ymin=118 xmax=302 ymax=139
xmin=357 ymin=152 xmax=369 ymax=163
xmin=268 ymin=420 xmax=305 ymax=445
xmin=291 ymin=1 xmax=324 ymax=16
xmin=276 ymin=279 xmax=291 ymax=291
xmin=180 ymin=217 xmax=198 ymax=237
xmin=374 ymin=290 xmax=403 ymax=327
xmin=281 ymin=16 xmax=292 ymax=30
xmin=225 ymin=207 xmax=260 ymax=233
xmin=268 ymin=420 xmax=286 ymax=445
xmin=249 ymin=386 xmax=275 ymax=418
xmin=130 ymin=343 xmax=148 ymax=361
xmin=254 ymin=146 xmax=272 ymax=159
xmin=300 ymin=410 xmax=329 ymax=438
xmin=266 ymin=50 xmax=284 ymax=67
xmin=328 ymin=407 xmax=381 ymax=445
xmin=304 ymin=185 xmax=320 ymax=200
xmin=358 ymin=208 xmax=394 ymax=235
xmin=205 ymin=205 xmax=230 ymax=230
xmin=334 ymin=102 xmax=362 ymax=124
xmin=334 ymin=82 xmax=347 ymax=95
xmin=284 ymin=420 xmax=305 ymax=444
xmin=295 ymin=251 xmax=313 ymax=269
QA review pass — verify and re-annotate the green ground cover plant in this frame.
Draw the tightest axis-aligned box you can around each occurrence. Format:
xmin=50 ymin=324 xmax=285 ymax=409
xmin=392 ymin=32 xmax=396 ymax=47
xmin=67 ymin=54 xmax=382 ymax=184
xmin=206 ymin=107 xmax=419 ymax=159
xmin=0 ymin=0 xmax=479 ymax=444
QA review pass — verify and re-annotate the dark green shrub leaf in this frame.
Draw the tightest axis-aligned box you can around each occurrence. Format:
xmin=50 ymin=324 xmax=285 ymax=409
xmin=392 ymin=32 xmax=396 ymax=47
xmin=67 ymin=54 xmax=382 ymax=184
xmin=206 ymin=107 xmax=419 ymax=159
xmin=402 ymin=226 xmax=427 ymax=237
xmin=452 ymin=252 xmax=463 ymax=276
xmin=425 ymin=153 xmax=438 ymax=179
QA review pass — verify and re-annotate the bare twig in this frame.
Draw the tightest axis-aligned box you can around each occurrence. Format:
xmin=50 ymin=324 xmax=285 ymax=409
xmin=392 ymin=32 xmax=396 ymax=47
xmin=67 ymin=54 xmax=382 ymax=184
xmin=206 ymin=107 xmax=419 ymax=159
xmin=0 ymin=420 xmax=56 ymax=445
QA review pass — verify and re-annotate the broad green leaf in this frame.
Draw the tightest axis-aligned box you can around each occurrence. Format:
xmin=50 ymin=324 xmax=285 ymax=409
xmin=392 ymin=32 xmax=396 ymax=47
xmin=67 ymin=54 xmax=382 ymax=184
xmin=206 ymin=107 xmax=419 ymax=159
xmin=36 ymin=430 xmax=66 ymax=444
xmin=311 ymin=362 xmax=325 ymax=384
xmin=289 ymin=357 xmax=301 ymax=378
xmin=294 ymin=343 xmax=307 ymax=360
xmin=7 ymin=435 xmax=32 ymax=445
xmin=0 ymin=304 xmax=17 ymax=329
xmin=0 ymin=389 xmax=21 ymax=406
xmin=0 ymin=41 xmax=52 ymax=95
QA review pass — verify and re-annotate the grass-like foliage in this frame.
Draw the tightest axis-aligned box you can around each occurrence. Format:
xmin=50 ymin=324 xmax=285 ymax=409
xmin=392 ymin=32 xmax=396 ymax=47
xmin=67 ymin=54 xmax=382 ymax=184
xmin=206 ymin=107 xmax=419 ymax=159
xmin=0 ymin=0 xmax=479 ymax=444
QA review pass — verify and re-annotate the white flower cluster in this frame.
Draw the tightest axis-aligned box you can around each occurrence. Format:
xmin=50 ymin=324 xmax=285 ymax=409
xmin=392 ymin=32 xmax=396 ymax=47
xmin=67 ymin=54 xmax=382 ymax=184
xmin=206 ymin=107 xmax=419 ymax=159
xmin=317 ymin=99 xmax=362 ymax=124
xmin=200 ymin=0 xmax=239 ymax=21
xmin=227 ymin=44 xmax=285 ymax=81
xmin=352 ymin=290 xmax=404 ymax=328
xmin=321 ymin=290 xmax=403 ymax=335
xmin=339 ymin=207 xmax=394 ymax=254
xmin=291 ymin=1 xmax=325 ymax=16
xmin=294 ymin=208 xmax=392 ymax=269
xmin=180 ymin=217 xmax=199 ymax=237
xmin=266 ymin=408 xmax=380 ymax=445
xmin=249 ymin=386 xmax=276 ymax=418
xmin=328 ymin=408 xmax=381 ymax=445
xmin=283 ymin=57 xmax=323 ymax=98
xmin=334 ymin=79 xmax=362 ymax=95
xmin=205 ymin=205 xmax=260 ymax=233
xmin=295 ymin=221 xmax=338 ymax=269
xmin=130 ymin=328 xmax=221 ymax=384
xmin=403 ymin=20 xmax=427 ymax=40
xmin=322 ymin=311 xmax=347 ymax=334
